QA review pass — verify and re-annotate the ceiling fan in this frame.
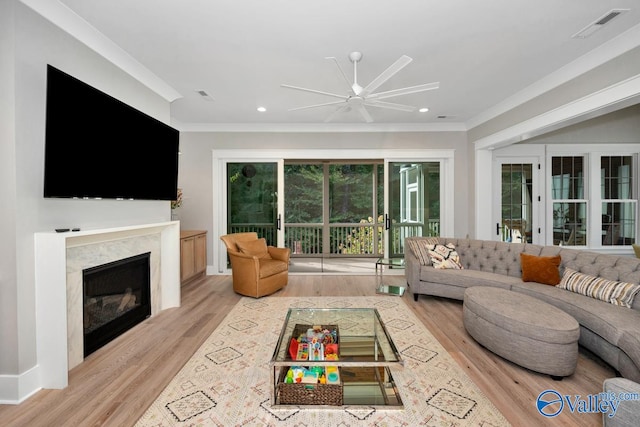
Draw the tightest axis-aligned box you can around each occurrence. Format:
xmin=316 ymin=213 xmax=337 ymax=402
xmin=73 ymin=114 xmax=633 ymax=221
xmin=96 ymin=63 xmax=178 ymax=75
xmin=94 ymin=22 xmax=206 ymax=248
xmin=281 ymin=51 xmax=439 ymax=123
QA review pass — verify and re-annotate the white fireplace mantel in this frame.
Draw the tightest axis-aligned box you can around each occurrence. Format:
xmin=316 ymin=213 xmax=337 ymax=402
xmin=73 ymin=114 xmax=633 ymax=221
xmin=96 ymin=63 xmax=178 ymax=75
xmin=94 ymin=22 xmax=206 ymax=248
xmin=34 ymin=221 xmax=181 ymax=390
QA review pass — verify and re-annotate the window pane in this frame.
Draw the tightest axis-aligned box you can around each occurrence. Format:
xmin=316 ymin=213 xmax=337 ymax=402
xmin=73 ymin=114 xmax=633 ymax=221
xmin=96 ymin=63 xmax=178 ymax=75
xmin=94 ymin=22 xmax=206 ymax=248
xmin=552 ymin=202 xmax=586 ymax=246
xmin=601 ymin=156 xmax=633 ymax=199
xmin=426 ymin=163 xmax=441 ymax=233
xmin=602 ymin=202 xmax=636 ymax=246
xmin=329 ymin=164 xmax=374 ymax=223
xmin=501 ymin=163 xmax=532 ymax=243
xmin=284 ymin=164 xmax=323 ymax=223
xmin=552 ymin=156 xmax=584 ymax=199
xmin=227 ymin=162 xmax=277 ymax=245
xmin=601 ymin=156 xmax=635 ymax=246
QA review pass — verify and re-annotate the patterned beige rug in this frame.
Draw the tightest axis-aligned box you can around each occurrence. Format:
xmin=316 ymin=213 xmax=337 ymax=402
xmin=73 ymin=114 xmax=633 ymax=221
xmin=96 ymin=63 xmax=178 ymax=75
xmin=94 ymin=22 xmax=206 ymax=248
xmin=136 ymin=296 xmax=510 ymax=426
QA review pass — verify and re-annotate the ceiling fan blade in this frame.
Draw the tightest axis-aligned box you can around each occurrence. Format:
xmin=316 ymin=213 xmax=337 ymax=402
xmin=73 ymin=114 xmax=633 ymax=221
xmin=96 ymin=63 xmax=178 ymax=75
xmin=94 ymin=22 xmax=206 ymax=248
xmin=365 ymin=100 xmax=416 ymax=112
xmin=281 ymin=84 xmax=348 ymax=100
xmin=360 ymin=55 xmax=412 ymax=97
xmin=368 ymin=82 xmax=440 ymax=100
xmin=324 ymin=104 xmax=351 ymax=123
xmin=326 ymin=57 xmax=355 ymax=94
xmin=288 ymin=100 xmax=346 ymax=112
xmin=356 ymin=105 xmax=374 ymax=123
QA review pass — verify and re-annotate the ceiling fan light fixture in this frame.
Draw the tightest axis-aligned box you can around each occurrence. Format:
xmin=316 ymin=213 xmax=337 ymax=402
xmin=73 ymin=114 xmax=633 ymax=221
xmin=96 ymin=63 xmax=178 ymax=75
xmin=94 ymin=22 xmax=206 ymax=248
xmin=282 ymin=51 xmax=439 ymax=123
xmin=348 ymin=51 xmax=363 ymax=63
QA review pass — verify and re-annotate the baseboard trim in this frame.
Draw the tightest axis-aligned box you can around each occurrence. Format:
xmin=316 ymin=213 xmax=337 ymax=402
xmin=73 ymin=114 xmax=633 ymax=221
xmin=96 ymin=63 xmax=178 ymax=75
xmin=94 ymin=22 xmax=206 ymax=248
xmin=0 ymin=365 xmax=41 ymax=404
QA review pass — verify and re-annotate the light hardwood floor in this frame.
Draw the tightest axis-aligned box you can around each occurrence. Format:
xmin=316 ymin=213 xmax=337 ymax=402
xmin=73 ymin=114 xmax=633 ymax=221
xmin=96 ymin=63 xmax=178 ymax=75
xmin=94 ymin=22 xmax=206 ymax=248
xmin=0 ymin=274 xmax=614 ymax=426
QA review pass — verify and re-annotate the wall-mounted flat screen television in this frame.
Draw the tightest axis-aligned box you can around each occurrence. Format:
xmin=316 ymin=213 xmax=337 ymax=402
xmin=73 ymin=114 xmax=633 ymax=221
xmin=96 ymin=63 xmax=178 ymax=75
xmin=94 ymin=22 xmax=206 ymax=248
xmin=44 ymin=65 xmax=179 ymax=201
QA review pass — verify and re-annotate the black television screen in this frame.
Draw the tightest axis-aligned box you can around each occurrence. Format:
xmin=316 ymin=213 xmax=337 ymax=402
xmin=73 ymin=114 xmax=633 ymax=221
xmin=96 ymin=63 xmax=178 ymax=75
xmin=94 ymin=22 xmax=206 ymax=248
xmin=44 ymin=65 xmax=179 ymax=201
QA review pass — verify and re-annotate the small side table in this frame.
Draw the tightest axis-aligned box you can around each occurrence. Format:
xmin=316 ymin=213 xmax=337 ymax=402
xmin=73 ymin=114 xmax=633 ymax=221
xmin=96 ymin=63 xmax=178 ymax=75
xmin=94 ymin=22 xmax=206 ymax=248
xmin=375 ymin=257 xmax=405 ymax=296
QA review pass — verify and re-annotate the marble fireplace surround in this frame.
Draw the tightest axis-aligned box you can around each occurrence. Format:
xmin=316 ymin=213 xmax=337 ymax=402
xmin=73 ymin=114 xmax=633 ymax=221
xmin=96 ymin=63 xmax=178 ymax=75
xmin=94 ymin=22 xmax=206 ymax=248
xmin=34 ymin=221 xmax=181 ymax=390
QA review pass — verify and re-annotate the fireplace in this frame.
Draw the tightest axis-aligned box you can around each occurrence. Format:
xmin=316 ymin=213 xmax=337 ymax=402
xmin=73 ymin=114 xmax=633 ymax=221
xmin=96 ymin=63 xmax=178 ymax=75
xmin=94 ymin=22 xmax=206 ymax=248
xmin=83 ymin=252 xmax=151 ymax=357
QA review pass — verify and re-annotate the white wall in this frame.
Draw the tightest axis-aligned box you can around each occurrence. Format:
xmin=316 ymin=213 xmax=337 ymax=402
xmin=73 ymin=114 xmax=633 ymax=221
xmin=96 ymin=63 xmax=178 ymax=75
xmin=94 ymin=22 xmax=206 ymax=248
xmin=1 ymin=0 xmax=19 ymax=385
xmin=177 ymin=131 xmax=471 ymax=267
xmin=1 ymin=2 xmax=174 ymax=403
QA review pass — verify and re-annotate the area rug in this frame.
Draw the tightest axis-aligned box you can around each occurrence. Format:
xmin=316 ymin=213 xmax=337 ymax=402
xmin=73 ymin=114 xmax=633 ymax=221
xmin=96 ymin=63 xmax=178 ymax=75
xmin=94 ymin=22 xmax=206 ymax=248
xmin=136 ymin=296 xmax=510 ymax=426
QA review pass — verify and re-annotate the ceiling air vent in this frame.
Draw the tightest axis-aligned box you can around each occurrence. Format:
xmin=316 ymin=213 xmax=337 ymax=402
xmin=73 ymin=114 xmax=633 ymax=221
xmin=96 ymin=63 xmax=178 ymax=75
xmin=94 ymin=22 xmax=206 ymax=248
xmin=572 ymin=9 xmax=629 ymax=39
xmin=196 ymin=90 xmax=214 ymax=101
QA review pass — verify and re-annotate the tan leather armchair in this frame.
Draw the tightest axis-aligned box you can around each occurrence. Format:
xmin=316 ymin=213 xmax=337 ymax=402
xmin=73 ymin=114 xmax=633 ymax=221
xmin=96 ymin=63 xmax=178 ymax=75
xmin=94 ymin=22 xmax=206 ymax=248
xmin=220 ymin=232 xmax=291 ymax=298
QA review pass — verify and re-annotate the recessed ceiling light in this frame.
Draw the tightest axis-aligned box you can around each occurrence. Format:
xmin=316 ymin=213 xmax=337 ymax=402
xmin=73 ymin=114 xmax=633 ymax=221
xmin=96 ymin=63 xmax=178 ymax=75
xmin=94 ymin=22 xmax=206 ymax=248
xmin=257 ymin=106 xmax=267 ymax=112
xmin=418 ymin=107 xmax=429 ymax=113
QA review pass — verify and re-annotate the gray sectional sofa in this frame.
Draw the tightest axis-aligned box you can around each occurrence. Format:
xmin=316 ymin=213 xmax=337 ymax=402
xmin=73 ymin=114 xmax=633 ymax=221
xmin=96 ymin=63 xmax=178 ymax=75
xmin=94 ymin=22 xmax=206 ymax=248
xmin=405 ymin=237 xmax=640 ymax=382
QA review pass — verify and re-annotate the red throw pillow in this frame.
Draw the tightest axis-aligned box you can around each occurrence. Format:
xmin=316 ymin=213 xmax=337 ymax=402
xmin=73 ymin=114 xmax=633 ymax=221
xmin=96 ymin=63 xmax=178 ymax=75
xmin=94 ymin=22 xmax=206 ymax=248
xmin=520 ymin=253 xmax=561 ymax=285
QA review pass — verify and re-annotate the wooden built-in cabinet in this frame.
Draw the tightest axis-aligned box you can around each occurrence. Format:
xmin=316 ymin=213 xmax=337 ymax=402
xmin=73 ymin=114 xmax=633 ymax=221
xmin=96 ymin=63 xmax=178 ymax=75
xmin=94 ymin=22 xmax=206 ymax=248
xmin=180 ymin=230 xmax=207 ymax=284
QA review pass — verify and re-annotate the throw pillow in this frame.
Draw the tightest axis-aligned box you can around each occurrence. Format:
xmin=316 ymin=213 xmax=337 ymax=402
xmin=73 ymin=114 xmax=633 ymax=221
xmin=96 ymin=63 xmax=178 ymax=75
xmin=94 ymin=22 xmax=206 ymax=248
xmin=236 ymin=238 xmax=272 ymax=259
xmin=520 ymin=253 xmax=561 ymax=285
xmin=557 ymin=268 xmax=640 ymax=308
xmin=427 ymin=243 xmax=463 ymax=270
xmin=406 ymin=237 xmax=440 ymax=265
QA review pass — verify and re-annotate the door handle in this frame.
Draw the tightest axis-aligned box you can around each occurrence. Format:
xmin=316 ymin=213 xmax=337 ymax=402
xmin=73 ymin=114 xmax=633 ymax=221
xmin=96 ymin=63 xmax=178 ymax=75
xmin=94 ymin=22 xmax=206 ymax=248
xmin=277 ymin=214 xmax=282 ymax=231
xmin=496 ymin=223 xmax=500 ymax=235
xmin=385 ymin=214 xmax=391 ymax=230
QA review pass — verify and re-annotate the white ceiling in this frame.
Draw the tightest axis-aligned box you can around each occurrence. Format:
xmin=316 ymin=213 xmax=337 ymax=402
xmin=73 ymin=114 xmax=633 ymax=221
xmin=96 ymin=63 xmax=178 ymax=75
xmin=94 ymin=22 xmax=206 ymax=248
xmin=40 ymin=1 xmax=640 ymax=129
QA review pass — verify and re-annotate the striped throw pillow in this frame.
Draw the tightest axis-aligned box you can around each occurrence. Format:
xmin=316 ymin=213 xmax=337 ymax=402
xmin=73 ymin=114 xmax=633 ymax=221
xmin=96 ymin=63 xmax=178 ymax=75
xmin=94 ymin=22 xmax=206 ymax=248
xmin=406 ymin=237 xmax=440 ymax=266
xmin=557 ymin=268 xmax=640 ymax=308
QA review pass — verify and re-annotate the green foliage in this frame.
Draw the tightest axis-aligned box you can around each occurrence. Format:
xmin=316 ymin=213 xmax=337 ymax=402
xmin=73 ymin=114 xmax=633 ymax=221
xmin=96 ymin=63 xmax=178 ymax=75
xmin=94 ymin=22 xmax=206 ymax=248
xmin=338 ymin=215 xmax=384 ymax=255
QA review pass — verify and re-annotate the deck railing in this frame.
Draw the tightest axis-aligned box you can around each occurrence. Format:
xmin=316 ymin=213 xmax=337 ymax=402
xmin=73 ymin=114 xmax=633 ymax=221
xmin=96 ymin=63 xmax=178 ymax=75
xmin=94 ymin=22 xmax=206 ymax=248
xmin=229 ymin=219 xmax=440 ymax=257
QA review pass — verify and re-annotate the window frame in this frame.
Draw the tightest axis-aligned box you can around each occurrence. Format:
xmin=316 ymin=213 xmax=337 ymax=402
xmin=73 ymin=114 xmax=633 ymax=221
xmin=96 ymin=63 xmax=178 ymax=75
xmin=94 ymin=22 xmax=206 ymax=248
xmin=546 ymin=146 xmax=638 ymax=251
xmin=600 ymin=154 xmax=637 ymax=247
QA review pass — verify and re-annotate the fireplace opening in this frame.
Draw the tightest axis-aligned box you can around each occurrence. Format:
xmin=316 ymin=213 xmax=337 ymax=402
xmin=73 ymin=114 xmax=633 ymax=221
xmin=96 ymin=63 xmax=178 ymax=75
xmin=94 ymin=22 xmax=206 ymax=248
xmin=83 ymin=252 xmax=151 ymax=357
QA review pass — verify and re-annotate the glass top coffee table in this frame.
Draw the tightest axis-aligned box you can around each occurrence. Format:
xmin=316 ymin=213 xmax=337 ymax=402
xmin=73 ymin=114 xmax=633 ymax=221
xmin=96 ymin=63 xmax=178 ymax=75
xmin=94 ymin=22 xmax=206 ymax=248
xmin=376 ymin=257 xmax=406 ymax=296
xmin=270 ymin=308 xmax=404 ymax=408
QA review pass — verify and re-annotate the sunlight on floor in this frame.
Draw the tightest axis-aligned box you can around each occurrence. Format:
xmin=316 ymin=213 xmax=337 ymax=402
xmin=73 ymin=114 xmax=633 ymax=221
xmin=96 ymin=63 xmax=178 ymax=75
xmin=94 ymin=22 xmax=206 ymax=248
xmin=290 ymin=257 xmax=405 ymax=275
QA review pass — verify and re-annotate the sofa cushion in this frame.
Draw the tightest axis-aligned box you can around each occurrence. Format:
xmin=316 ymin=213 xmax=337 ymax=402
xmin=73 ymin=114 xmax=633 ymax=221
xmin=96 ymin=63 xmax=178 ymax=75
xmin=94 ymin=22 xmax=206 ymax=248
xmin=258 ymin=258 xmax=288 ymax=277
xmin=619 ymin=331 xmax=640 ymax=372
xmin=558 ymin=268 xmax=640 ymax=308
xmin=512 ymin=281 xmax=640 ymax=347
xmin=420 ymin=268 xmax=519 ymax=290
xmin=236 ymin=238 xmax=272 ymax=259
xmin=520 ymin=253 xmax=561 ymax=285
xmin=427 ymin=243 xmax=463 ymax=269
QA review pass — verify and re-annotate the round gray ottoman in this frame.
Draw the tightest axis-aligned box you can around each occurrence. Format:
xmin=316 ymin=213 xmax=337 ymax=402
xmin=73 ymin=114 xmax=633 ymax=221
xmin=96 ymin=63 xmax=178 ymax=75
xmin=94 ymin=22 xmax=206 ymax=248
xmin=463 ymin=286 xmax=580 ymax=378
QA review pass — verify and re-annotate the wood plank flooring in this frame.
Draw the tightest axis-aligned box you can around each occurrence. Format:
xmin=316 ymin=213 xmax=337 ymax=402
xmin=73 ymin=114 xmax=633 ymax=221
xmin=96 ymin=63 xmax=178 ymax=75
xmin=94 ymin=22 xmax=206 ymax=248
xmin=0 ymin=274 xmax=614 ymax=426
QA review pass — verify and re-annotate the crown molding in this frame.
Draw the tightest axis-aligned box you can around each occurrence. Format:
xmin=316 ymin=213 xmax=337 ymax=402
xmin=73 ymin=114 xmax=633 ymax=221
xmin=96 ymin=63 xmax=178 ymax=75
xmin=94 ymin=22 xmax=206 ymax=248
xmin=473 ymin=73 xmax=640 ymax=150
xmin=466 ymin=22 xmax=640 ymax=130
xmin=20 ymin=0 xmax=182 ymax=102
xmin=171 ymin=121 xmax=468 ymax=133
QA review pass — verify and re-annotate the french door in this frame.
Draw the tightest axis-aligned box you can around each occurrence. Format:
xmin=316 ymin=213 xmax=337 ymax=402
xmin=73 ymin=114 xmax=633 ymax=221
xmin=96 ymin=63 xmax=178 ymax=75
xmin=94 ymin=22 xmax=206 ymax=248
xmin=494 ymin=158 xmax=540 ymax=244
xmin=386 ymin=161 xmax=441 ymax=258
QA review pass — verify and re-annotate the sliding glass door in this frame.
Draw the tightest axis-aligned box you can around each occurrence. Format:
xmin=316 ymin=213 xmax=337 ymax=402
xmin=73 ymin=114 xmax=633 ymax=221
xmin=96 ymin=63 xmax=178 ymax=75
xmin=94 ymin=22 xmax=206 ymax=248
xmin=214 ymin=149 xmax=454 ymax=273
xmin=283 ymin=161 xmax=384 ymax=258
xmin=226 ymin=162 xmax=283 ymax=246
